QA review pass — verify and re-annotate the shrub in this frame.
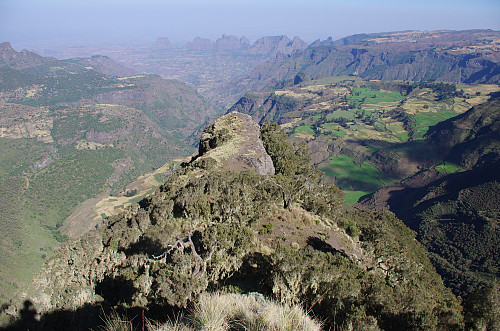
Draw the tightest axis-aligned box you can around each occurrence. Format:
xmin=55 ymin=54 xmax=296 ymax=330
xmin=259 ymin=223 xmax=273 ymax=235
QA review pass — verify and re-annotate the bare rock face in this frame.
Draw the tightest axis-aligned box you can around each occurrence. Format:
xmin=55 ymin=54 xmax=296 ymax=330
xmin=156 ymin=37 xmax=173 ymax=49
xmin=184 ymin=37 xmax=216 ymax=51
xmin=216 ymin=34 xmax=243 ymax=51
xmin=194 ymin=112 xmax=275 ymax=175
xmin=246 ymin=35 xmax=308 ymax=56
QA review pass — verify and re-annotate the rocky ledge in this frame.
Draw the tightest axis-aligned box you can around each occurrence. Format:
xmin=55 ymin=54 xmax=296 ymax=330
xmin=191 ymin=111 xmax=275 ymax=175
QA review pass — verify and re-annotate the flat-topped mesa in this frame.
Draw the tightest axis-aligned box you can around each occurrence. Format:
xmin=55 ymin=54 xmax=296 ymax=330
xmin=190 ymin=112 xmax=275 ymax=175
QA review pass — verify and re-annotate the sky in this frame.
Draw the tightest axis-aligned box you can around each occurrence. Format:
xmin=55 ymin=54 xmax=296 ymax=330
xmin=1 ymin=0 xmax=500 ymax=50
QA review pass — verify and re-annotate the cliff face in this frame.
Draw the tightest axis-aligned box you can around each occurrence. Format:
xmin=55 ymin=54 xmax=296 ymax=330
xmin=215 ymin=34 xmax=250 ymax=52
xmin=246 ymin=35 xmax=307 ymax=56
xmin=195 ymin=112 xmax=275 ymax=175
xmin=217 ymin=30 xmax=500 ymax=105
xmin=156 ymin=37 xmax=173 ymax=49
xmin=184 ymin=37 xmax=215 ymax=51
xmin=182 ymin=35 xmax=308 ymax=55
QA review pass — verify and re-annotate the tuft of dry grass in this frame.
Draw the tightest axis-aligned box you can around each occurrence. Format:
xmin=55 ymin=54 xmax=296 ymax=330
xmin=98 ymin=310 xmax=135 ymax=331
xmin=186 ymin=292 xmax=321 ymax=331
xmin=99 ymin=293 xmax=321 ymax=331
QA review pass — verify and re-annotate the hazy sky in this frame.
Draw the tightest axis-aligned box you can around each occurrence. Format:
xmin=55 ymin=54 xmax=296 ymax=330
xmin=1 ymin=0 xmax=500 ymax=50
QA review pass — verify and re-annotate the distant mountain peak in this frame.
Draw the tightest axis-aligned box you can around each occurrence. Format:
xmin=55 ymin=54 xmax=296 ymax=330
xmin=0 ymin=42 xmax=45 ymax=69
xmin=0 ymin=41 xmax=13 ymax=51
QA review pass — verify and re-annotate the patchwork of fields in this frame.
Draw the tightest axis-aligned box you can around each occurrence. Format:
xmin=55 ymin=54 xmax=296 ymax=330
xmin=233 ymin=77 xmax=500 ymax=202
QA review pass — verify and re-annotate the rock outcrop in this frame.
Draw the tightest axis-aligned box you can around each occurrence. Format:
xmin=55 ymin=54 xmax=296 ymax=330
xmin=215 ymin=34 xmax=250 ymax=52
xmin=3 ymin=112 xmax=275 ymax=319
xmin=156 ymin=37 xmax=173 ymax=49
xmin=193 ymin=112 xmax=275 ymax=175
xmin=184 ymin=37 xmax=215 ymax=51
xmin=0 ymin=42 xmax=46 ymax=69
xmin=246 ymin=35 xmax=308 ymax=56
xmin=183 ymin=35 xmax=308 ymax=55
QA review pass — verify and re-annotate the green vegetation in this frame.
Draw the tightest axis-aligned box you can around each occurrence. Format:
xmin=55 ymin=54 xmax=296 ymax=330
xmin=0 ymin=52 xmax=207 ymax=301
xmin=8 ymin=70 xmax=134 ymax=106
xmin=435 ymin=162 xmax=463 ymax=174
xmin=413 ymin=110 xmax=458 ymax=138
xmin=347 ymin=87 xmax=403 ymax=106
xmin=259 ymin=223 xmax=274 ymax=235
xmin=0 ymin=138 xmax=51 ymax=177
xmin=321 ymin=155 xmax=394 ymax=191
xmin=24 ymin=149 xmax=124 ymax=228
xmin=294 ymin=125 xmax=315 ymax=134
xmin=344 ymin=190 xmax=371 ymax=204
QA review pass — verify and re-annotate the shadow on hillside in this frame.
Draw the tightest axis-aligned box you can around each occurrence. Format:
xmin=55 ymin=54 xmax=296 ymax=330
xmin=307 ymin=236 xmax=349 ymax=259
xmin=342 ymin=138 xmax=437 ymax=162
xmin=122 ymin=236 xmax=165 ymax=256
xmin=1 ymin=300 xmax=102 ymax=331
xmin=220 ymin=253 xmax=274 ymax=295
xmin=96 ymin=276 xmax=137 ymax=307
xmin=1 ymin=298 xmax=183 ymax=331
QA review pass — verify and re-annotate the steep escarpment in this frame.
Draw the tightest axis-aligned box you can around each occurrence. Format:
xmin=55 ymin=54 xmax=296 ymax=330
xmin=425 ymin=99 xmax=500 ymax=168
xmin=2 ymin=113 xmax=463 ymax=330
xmin=359 ymin=100 xmax=500 ymax=298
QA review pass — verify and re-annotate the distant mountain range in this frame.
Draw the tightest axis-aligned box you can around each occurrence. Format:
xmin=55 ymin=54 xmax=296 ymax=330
xmin=42 ymin=34 xmax=310 ymax=109
xmin=181 ymin=34 xmax=308 ymax=56
xmin=39 ymin=30 xmax=500 ymax=110
xmin=218 ymin=29 xmax=500 ymax=106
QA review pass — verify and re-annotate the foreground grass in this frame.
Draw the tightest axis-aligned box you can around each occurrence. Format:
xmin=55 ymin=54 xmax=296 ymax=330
xmin=101 ymin=292 xmax=322 ymax=331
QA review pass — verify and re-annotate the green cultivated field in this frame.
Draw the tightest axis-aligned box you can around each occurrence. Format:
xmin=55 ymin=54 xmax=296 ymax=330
xmin=320 ymin=155 xmax=395 ymax=191
xmin=413 ymin=110 xmax=458 ymax=138
xmin=435 ymin=162 xmax=463 ymax=174
xmin=294 ymin=125 xmax=315 ymax=134
xmin=347 ymin=87 xmax=403 ymax=106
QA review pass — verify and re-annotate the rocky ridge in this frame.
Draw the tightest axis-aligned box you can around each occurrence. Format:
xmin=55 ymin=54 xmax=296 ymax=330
xmin=216 ymin=29 xmax=500 ymax=105
xmin=183 ymin=35 xmax=308 ymax=56
xmin=0 ymin=42 xmax=47 ymax=69
xmin=2 ymin=113 xmax=463 ymax=330
xmin=5 ymin=112 xmax=276 ymax=317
